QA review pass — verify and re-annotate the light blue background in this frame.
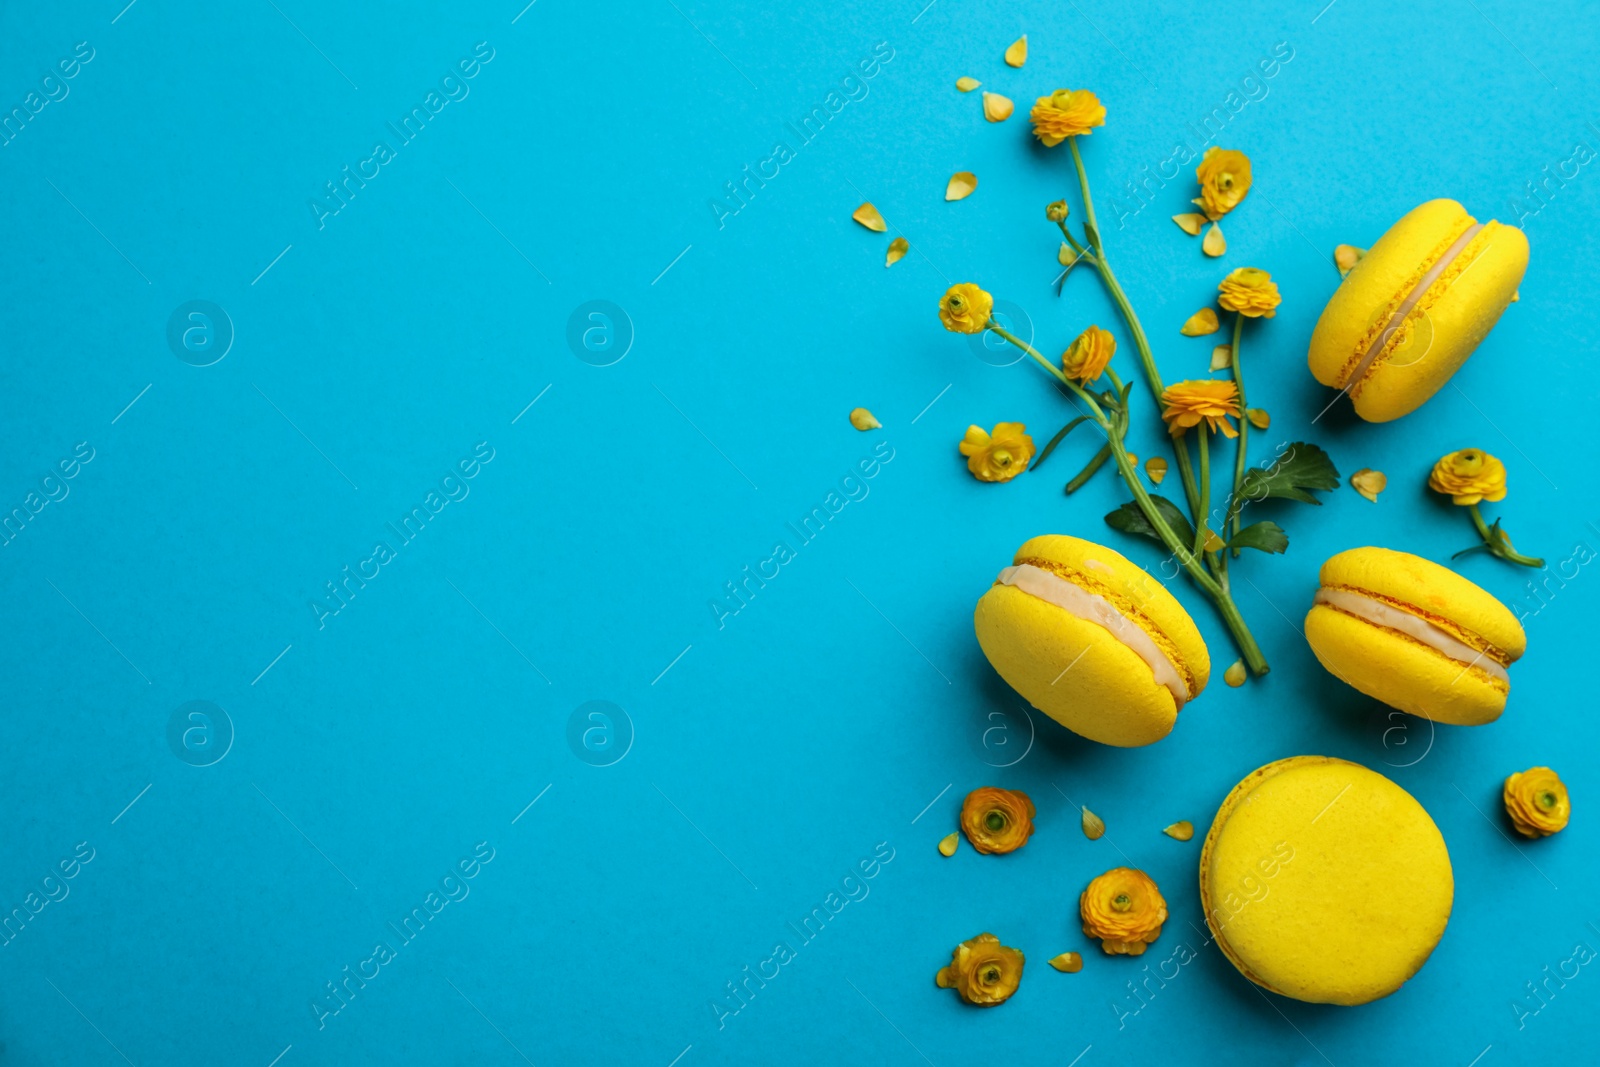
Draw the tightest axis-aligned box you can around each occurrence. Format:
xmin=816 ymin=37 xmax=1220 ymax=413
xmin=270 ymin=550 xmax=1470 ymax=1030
xmin=1 ymin=0 xmax=1595 ymax=1063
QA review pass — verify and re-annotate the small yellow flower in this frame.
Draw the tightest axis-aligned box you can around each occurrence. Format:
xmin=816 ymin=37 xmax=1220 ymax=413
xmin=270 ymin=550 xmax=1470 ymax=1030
xmin=1160 ymin=380 xmax=1242 ymax=438
xmin=1194 ymin=147 xmax=1252 ymax=220
xmin=959 ymin=424 xmax=1035 ymax=483
xmin=938 ymin=283 xmax=994 ymax=334
xmin=1046 ymin=200 xmax=1069 ymax=222
xmin=959 ymin=786 xmax=1036 ymax=852
xmin=935 ymin=933 xmax=1025 ymax=1006
xmin=1217 ymin=267 xmax=1282 ymax=318
xmin=1080 ymin=867 xmax=1167 ymax=955
xmin=1029 ymin=89 xmax=1106 ymax=147
xmin=1062 ymin=324 xmax=1116 ymax=383
xmin=1428 ymin=449 xmax=1508 ymax=505
xmin=1504 ymin=767 xmax=1570 ymax=838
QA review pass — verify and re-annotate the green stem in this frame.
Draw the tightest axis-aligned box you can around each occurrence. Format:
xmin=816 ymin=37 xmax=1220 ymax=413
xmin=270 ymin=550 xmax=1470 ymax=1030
xmin=1467 ymin=504 xmax=1545 ymax=567
xmin=1227 ymin=312 xmax=1248 ymax=557
xmin=1056 ymin=220 xmax=1088 ymax=259
xmin=1195 ymin=430 xmax=1211 ymax=558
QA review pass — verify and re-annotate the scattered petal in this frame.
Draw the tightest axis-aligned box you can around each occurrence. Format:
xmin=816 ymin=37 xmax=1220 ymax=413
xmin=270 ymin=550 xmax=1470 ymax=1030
xmin=1081 ymin=806 xmax=1105 ymax=840
xmin=939 ymin=832 xmax=959 ymax=857
xmin=1048 ymin=952 xmax=1084 ymax=973
xmin=1059 ymin=242 xmax=1078 ymax=266
xmin=1351 ymin=468 xmax=1387 ymax=503
xmin=886 ymin=237 xmax=909 ymax=267
xmin=982 ymin=92 xmax=1014 ymax=123
xmin=1210 ymin=344 xmax=1233 ymax=371
xmin=1334 ymin=243 xmax=1366 ymax=278
xmin=1224 ymin=660 xmax=1246 ymax=687
xmin=1145 ymin=456 xmax=1167 ymax=485
xmin=1171 ymin=212 xmax=1207 ymax=236
xmin=1163 ymin=821 xmax=1195 ymax=841
xmin=1246 ymin=407 xmax=1270 ymax=430
xmin=849 ymin=407 xmax=881 ymax=431
xmin=956 ymin=76 xmax=981 ymax=92
xmin=1202 ymin=222 xmax=1226 ymax=257
xmin=1202 ymin=527 xmax=1226 ymax=553
xmin=852 ymin=203 xmax=887 ymax=232
xmin=1126 ymin=453 xmax=1138 ymax=468
xmin=1180 ymin=308 xmax=1219 ymax=337
xmin=1004 ymin=35 xmax=1027 ymax=68
xmin=945 ymin=172 xmax=978 ymax=201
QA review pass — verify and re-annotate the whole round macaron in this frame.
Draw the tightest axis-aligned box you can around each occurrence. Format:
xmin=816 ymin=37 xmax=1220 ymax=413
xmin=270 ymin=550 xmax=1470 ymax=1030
xmin=973 ymin=534 xmax=1209 ymax=747
xmin=1305 ymin=546 xmax=1525 ymax=725
xmin=1200 ymin=756 xmax=1453 ymax=1005
xmin=1308 ymin=199 xmax=1527 ymax=422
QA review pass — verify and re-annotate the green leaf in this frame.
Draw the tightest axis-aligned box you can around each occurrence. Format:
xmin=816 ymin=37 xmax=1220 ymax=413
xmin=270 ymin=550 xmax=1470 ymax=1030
xmin=1065 ymin=443 xmax=1112 ymax=494
xmin=1228 ymin=521 xmax=1289 ymax=554
xmin=1084 ymin=219 xmax=1102 ymax=251
xmin=1104 ymin=495 xmax=1195 ymax=550
xmin=1238 ymin=442 xmax=1341 ymax=506
xmin=1032 ymin=416 xmax=1091 ymax=471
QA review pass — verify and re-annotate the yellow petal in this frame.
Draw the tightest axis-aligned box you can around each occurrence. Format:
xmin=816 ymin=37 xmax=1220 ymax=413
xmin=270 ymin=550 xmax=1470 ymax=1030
xmin=849 ymin=407 xmax=881 ymax=431
xmin=1059 ymin=242 xmax=1078 ymax=266
xmin=852 ymin=203 xmax=887 ymax=232
xmin=1145 ymin=456 xmax=1167 ymax=485
xmin=1246 ymin=407 xmax=1270 ymax=430
xmin=1081 ymin=806 xmax=1105 ymax=840
xmin=1351 ymin=468 xmax=1387 ymax=503
xmin=1171 ymin=213 xmax=1207 ymax=236
xmin=982 ymin=92 xmax=1014 ymax=123
xmin=1126 ymin=453 xmax=1138 ymax=468
xmin=1224 ymin=660 xmax=1246 ymax=687
xmin=1004 ymin=35 xmax=1027 ymax=68
xmin=1334 ymin=243 xmax=1366 ymax=277
xmin=1202 ymin=527 xmax=1225 ymax=553
xmin=945 ymin=172 xmax=977 ymax=201
xmin=1210 ymin=344 xmax=1233 ymax=371
xmin=1048 ymin=952 xmax=1084 ymax=973
xmin=938 ymin=832 xmax=959 ymax=857
xmin=1180 ymin=308 xmax=1219 ymax=337
xmin=1202 ymin=222 xmax=1226 ymax=257
xmin=1163 ymin=821 xmax=1194 ymax=842
xmin=956 ymin=76 xmax=981 ymax=92
xmin=886 ymin=237 xmax=909 ymax=267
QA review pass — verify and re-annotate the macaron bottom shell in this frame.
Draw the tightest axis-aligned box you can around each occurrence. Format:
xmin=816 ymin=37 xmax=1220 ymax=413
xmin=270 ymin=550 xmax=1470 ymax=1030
xmin=974 ymin=582 xmax=1180 ymax=748
xmin=1305 ymin=602 xmax=1509 ymax=725
xmin=1200 ymin=756 xmax=1454 ymax=1006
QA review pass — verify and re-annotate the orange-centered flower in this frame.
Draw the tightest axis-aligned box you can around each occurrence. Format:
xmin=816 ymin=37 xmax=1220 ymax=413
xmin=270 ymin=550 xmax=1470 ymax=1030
xmin=1160 ymin=380 xmax=1241 ymax=438
xmin=1080 ymin=867 xmax=1167 ymax=955
xmin=1194 ymin=147 xmax=1252 ymax=220
xmin=939 ymin=283 xmax=994 ymax=334
xmin=959 ymin=424 xmax=1035 ymax=484
xmin=959 ymin=786 xmax=1036 ymax=853
xmin=1428 ymin=448 xmax=1508 ymax=506
xmin=1062 ymin=324 xmax=1116 ymax=383
xmin=1504 ymin=767 xmax=1570 ymax=838
xmin=1029 ymin=89 xmax=1106 ymax=147
xmin=935 ymin=932 xmax=1025 ymax=1006
xmin=1217 ymin=267 xmax=1281 ymax=318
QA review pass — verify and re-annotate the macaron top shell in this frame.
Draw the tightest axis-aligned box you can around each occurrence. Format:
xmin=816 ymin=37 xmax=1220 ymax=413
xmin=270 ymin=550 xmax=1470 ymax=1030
xmin=1009 ymin=534 xmax=1211 ymax=697
xmin=1200 ymin=756 xmax=1453 ymax=1005
xmin=1319 ymin=546 xmax=1525 ymax=663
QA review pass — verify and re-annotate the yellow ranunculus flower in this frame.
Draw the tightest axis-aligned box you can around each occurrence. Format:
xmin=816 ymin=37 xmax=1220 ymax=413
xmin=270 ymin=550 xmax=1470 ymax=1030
xmin=1217 ymin=268 xmax=1282 ymax=318
xmin=1062 ymin=324 xmax=1116 ymax=383
xmin=1029 ymin=89 xmax=1106 ymax=147
xmin=1194 ymin=147 xmax=1252 ymax=220
xmin=1160 ymin=380 xmax=1242 ymax=438
xmin=959 ymin=423 xmax=1035 ymax=483
xmin=1428 ymin=448 xmax=1508 ymax=505
xmin=1504 ymin=767 xmax=1570 ymax=838
xmin=935 ymin=932 xmax=1025 ymax=1006
xmin=959 ymin=786 xmax=1036 ymax=853
xmin=1080 ymin=867 xmax=1167 ymax=956
xmin=939 ymin=283 xmax=994 ymax=334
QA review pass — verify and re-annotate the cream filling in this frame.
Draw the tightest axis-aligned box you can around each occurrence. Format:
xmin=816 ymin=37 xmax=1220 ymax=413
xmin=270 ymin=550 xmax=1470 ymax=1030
xmin=1344 ymin=222 xmax=1485 ymax=388
xmin=997 ymin=563 xmax=1188 ymax=708
xmin=1313 ymin=587 xmax=1509 ymax=684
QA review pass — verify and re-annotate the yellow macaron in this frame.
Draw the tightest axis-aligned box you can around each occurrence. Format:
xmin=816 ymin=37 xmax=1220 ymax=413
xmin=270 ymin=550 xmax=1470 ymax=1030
xmin=973 ymin=534 xmax=1209 ymax=747
xmin=1305 ymin=547 xmax=1525 ymax=725
xmin=1308 ymin=199 xmax=1527 ymax=422
xmin=1200 ymin=756 xmax=1453 ymax=1005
